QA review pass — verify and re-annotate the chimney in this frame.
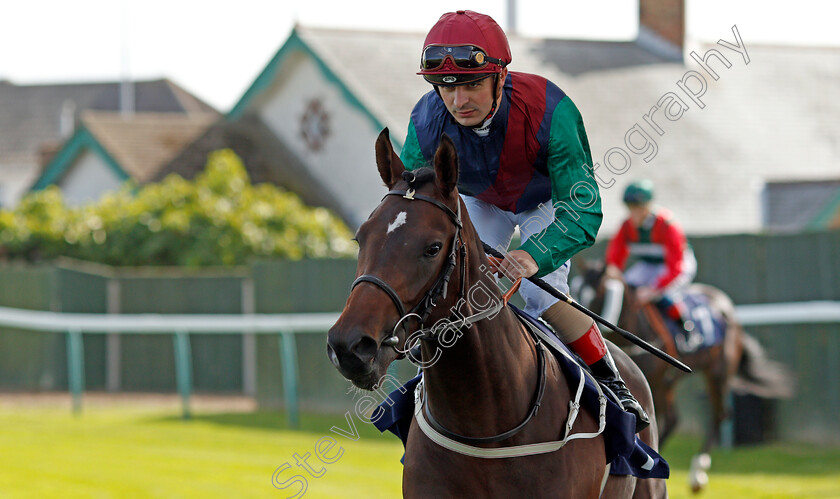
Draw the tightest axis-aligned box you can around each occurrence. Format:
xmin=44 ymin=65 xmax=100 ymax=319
xmin=119 ymin=1 xmax=135 ymax=118
xmin=638 ymin=0 xmax=684 ymax=57
xmin=60 ymin=99 xmax=76 ymax=138
xmin=120 ymin=78 xmax=135 ymax=118
xmin=507 ymin=0 xmax=517 ymax=36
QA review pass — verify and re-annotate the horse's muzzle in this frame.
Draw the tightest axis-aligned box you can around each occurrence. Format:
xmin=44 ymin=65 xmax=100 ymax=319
xmin=326 ymin=326 xmax=383 ymax=386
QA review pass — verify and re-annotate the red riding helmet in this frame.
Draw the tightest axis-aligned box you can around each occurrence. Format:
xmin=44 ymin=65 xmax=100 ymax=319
xmin=418 ymin=10 xmax=511 ymax=85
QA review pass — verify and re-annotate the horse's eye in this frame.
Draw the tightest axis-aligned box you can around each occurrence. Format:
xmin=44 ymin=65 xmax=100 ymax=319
xmin=424 ymin=242 xmax=443 ymax=257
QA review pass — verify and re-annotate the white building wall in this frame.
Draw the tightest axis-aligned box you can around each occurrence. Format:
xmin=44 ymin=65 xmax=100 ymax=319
xmin=259 ymin=54 xmax=385 ymax=227
xmin=0 ymin=157 xmax=41 ymax=208
xmin=59 ymin=149 xmax=125 ymax=205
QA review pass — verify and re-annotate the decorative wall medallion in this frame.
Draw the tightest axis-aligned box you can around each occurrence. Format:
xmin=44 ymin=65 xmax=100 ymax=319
xmin=300 ymin=98 xmax=330 ymax=152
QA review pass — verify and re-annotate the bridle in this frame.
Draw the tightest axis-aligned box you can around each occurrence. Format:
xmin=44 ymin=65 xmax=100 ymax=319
xmin=350 ymin=175 xmax=467 ymax=353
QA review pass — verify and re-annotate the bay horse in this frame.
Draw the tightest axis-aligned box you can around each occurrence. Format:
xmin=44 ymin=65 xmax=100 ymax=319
xmin=574 ymin=262 xmax=792 ymax=492
xmin=327 ymin=129 xmax=667 ymax=498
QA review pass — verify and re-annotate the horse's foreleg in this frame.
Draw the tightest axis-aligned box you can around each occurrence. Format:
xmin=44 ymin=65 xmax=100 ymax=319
xmin=702 ymin=351 xmax=731 ymax=454
xmin=657 ymin=386 xmax=679 ymax=446
xmin=651 ymin=373 xmax=679 ymax=447
xmin=688 ymin=452 xmax=712 ymax=493
xmin=689 ymin=357 xmax=730 ymax=494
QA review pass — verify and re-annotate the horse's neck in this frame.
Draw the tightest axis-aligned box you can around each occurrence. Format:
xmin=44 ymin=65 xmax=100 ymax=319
xmin=420 ymin=239 xmax=541 ymax=434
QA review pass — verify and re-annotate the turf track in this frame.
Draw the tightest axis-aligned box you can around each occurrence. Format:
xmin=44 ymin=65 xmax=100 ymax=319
xmin=0 ymin=396 xmax=837 ymax=498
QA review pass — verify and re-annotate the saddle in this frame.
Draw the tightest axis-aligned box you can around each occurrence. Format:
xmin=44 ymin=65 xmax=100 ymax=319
xmin=643 ymin=293 xmax=726 ymax=356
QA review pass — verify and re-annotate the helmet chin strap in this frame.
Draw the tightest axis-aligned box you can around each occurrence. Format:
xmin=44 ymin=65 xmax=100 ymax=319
xmin=469 ymin=74 xmax=500 ymax=129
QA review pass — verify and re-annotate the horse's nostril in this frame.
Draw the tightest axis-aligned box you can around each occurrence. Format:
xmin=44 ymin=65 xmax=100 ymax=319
xmin=351 ymin=336 xmax=379 ymax=363
xmin=326 ymin=344 xmax=340 ymax=368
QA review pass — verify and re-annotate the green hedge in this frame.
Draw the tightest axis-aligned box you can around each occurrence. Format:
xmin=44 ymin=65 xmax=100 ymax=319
xmin=0 ymin=150 xmax=356 ymax=266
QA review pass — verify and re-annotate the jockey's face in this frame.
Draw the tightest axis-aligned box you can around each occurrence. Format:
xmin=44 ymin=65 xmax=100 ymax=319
xmin=627 ymin=203 xmax=652 ymax=226
xmin=437 ymin=69 xmax=506 ymax=127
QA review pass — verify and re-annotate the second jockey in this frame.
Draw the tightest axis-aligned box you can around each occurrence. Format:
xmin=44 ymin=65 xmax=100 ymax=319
xmin=606 ymin=180 xmax=698 ymax=334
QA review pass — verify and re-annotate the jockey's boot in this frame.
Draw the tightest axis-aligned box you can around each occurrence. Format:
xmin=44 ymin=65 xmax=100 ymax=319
xmin=587 ymin=340 xmax=651 ymax=434
xmin=659 ymin=297 xmax=695 ymax=334
xmin=542 ymin=303 xmax=650 ymax=433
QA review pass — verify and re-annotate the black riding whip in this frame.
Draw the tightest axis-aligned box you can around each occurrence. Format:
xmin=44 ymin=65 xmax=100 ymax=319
xmin=482 ymin=242 xmax=692 ymax=373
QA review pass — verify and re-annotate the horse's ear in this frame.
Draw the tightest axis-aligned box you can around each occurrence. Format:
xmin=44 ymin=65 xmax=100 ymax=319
xmin=375 ymin=128 xmax=405 ymax=189
xmin=434 ymin=134 xmax=459 ymax=197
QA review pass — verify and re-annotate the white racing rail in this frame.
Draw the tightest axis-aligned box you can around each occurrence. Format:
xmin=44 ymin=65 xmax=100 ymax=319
xmin=734 ymin=301 xmax=840 ymax=325
xmin=0 ymin=305 xmax=340 ymax=424
xmin=1 ymin=301 xmax=838 ymax=421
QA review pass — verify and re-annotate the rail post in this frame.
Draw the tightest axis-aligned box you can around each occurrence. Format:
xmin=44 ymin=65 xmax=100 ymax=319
xmin=278 ymin=331 xmax=300 ymax=429
xmin=66 ymin=329 xmax=85 ymax=415
xmin=173 ymin=331 xmax=193 ymax=420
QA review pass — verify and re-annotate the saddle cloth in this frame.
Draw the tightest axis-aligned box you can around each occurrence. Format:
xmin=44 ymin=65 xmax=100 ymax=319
xmin=371 ymin=305 xmax=669 ymax=479
xmin=667 ymin=293 xmax=727 ymax=354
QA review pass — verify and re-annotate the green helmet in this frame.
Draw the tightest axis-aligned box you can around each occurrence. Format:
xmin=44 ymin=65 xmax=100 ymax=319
xmin=623 ymin=180 xmax=654 ymax=204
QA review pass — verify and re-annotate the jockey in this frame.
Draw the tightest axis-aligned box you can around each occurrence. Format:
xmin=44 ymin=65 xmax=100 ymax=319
xmin=400 ymin=10 xmax=649 ymax=432
xmin=605 ymin=180 xmax=698 ymax=333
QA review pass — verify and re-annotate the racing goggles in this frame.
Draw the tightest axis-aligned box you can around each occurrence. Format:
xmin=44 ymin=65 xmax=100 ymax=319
xmin=420 ymin=45 xmax=506 ymax=72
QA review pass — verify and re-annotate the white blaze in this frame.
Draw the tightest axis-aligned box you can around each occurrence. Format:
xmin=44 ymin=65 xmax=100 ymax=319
xmin=387 ymin=211 xmax=407 ymax=234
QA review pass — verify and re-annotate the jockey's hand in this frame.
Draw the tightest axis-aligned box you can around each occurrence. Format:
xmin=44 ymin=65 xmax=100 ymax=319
xmin=605 ymin=264 xmax=624 ymax=281
xmin=636 ymin=286 xmax=658 ymax=304
xmin=497 ymin=250 xmax=539 ymax=281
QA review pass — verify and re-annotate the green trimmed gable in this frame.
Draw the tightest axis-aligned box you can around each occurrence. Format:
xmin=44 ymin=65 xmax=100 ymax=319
xmin=30 ymin=126 xmax=130 ymax=192
xmin=227 ymin=27 xmax=400 ymax=149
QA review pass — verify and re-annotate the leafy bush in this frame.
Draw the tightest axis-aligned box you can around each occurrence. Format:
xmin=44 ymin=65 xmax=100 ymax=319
xmin=0 ymin=149 xmax=356 ymax=266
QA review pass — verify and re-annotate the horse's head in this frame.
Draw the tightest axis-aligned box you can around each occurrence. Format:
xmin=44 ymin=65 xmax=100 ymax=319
xmin=327 ymin=128 xmax=468 ymax=389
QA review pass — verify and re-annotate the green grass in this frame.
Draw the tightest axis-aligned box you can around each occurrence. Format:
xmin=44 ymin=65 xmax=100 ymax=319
xmin=660 ymin=435 xmax=840 ymax=499
xmin=0 ymin=401 xmax=403 ymax=498
xmin=1 ymin=400 xmax=839 ymax=498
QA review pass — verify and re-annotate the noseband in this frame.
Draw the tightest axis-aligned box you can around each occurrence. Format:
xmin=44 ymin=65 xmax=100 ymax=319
xmin=350 ymin=181 xmax=467 ymax=351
